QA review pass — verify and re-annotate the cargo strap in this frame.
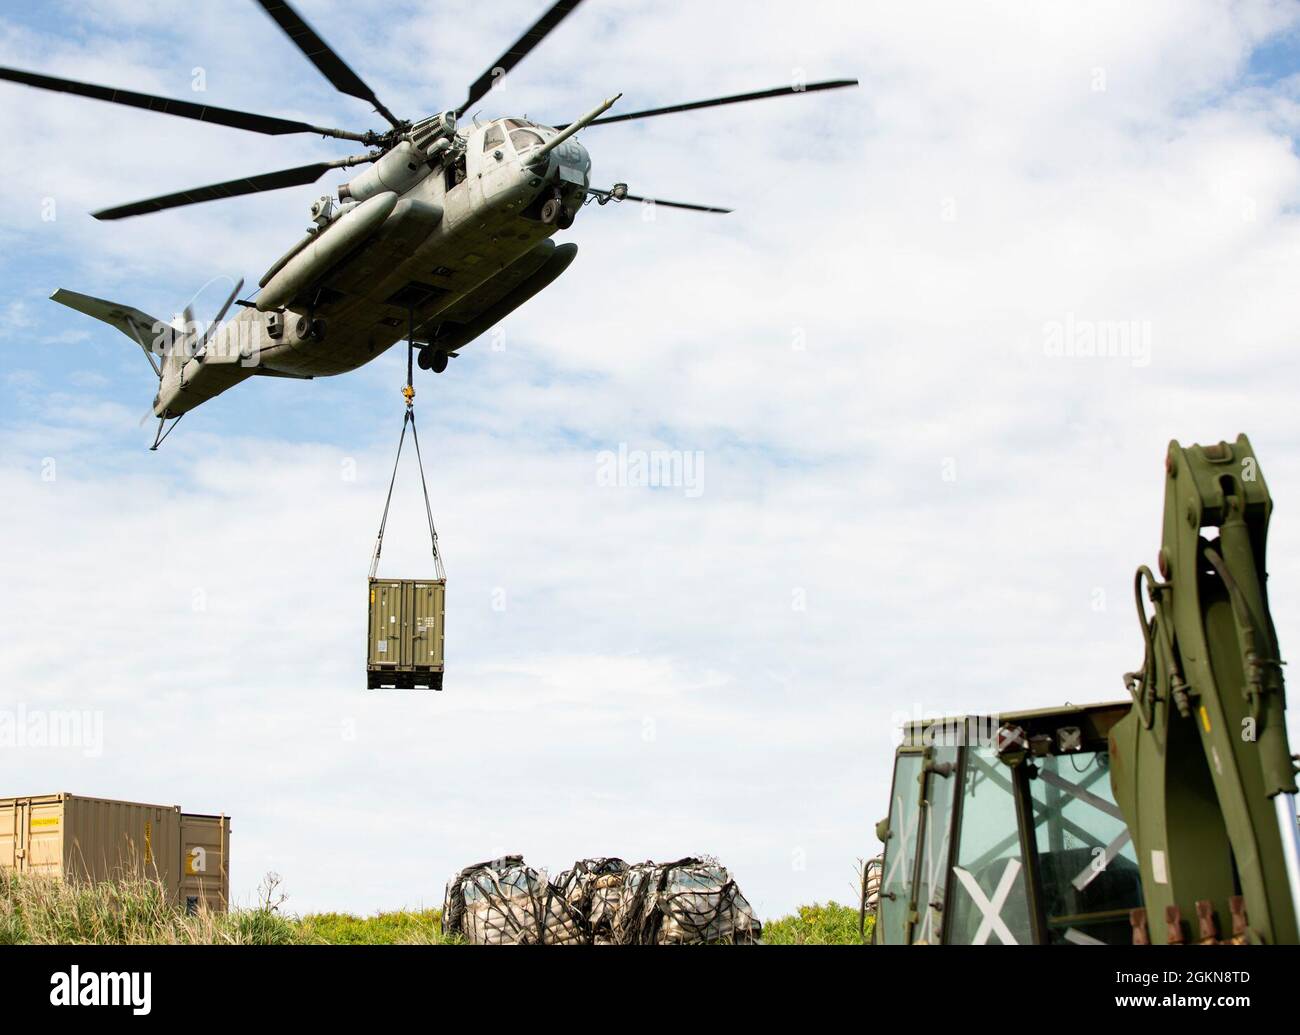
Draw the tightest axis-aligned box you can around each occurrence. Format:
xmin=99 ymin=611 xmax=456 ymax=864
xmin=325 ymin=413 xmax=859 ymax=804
xmin=370 ymin=404 xmax=444 ymax=580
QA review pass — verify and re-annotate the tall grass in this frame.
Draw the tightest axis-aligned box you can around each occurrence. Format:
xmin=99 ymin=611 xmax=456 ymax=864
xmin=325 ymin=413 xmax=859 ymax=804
xmin=0 ymin=870 xmax=454 ymax=945
xmin=2 ymin=870 xmax=867 ymax=945
xmin=0 ymin=869 xmax=301 ymax=945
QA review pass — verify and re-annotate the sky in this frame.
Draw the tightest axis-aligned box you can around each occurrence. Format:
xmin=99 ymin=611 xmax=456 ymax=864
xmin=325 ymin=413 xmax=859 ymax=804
xmin=3 ymin=0 xmax=1300 ymax=919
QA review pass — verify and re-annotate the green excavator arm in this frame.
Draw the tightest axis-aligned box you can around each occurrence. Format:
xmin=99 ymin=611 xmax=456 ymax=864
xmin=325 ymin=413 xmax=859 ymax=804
xmin=1110 ymin=434 xmax=1300 ymax=943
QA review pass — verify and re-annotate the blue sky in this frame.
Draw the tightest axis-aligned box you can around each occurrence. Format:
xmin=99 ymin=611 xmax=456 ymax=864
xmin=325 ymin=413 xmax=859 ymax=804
xmin=5 ymin=0 xmax=1300 ymax=921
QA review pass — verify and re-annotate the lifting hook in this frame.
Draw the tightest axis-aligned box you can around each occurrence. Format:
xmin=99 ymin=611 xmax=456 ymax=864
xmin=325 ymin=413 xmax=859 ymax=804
xmin=404 ymin=305 xmax=416 ymax=407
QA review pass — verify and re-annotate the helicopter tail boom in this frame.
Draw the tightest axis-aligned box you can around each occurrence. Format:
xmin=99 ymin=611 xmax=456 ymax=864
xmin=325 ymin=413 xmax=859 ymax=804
xmin=51 ymin=282 xmax=265 ymax=445
xmin=50 ymin=288 xmax=167 ymax=375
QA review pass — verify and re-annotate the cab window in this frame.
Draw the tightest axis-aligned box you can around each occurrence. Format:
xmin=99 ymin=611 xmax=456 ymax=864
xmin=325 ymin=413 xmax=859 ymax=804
xmin=482 ymin=124 xmax=504 ymax=151
xmin=1029 ymin=751 xmax=1143 ymax=945
xmin=945 ymin=746 xmax=1035 ymax=944
xmin=877 ymin=751 xmax=922 ymax=945
xmin=911 ymin=746 xmax=958 ymax=943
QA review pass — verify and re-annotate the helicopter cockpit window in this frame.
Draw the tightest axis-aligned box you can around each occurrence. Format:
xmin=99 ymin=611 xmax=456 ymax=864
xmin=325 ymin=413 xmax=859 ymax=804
xmin=444 ymin=151 xmax=467 ymax=192
xmin=482 ymin=124 xmax=504 ymax=152
xmin=510 ymin=129 xmax=543 ymax=152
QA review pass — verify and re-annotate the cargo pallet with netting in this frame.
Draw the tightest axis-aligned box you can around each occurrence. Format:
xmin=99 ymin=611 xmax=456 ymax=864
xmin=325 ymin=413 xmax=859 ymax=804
xmin=442 ymin=854 xmax=762 ymax=945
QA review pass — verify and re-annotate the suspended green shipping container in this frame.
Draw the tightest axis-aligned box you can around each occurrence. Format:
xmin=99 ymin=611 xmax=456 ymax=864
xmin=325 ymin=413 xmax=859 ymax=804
xmin=367 ymin=578 xmax=445 ymax=690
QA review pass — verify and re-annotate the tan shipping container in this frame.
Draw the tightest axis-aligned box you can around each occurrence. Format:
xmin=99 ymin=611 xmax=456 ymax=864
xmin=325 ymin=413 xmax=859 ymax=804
xmin=367 ymin=576 xmax=445 ymax=690
xmin=0 ymin=793 xmax=230 ymax=912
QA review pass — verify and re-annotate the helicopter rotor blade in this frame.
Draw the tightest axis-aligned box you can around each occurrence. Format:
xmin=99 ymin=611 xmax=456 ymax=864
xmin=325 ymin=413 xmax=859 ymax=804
xmin=570 ymin=79 xmax=859 ymax=128
xmin=459 ymin=0 xmax=586 ymax=114
xmin=92 ymin=155 xmax=373 ymax=221
xmin=196 ymin=278 xmax=247 ymax=356
xmin=254 ymin=0 xmax=404 ymax=129
xmin=0 ymin=66 xmax=377 ymax=142
xmin=587 ymin=186 xmax=731 ymax=214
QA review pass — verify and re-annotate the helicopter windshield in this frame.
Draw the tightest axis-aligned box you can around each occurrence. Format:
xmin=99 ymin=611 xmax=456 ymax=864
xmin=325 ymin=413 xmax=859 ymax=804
xmin=509 ymin=129 xmax=544 ymax=152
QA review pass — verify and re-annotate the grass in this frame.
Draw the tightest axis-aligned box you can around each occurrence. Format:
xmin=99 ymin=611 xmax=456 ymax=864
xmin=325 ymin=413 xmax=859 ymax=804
xmin=0 ymin=871 xmax=868 ymax=945
xmin=0 ymin=869 xmax=301 ymax=945
xmin=761 ymin=901 xmax=872 ymax=945
xmin=296 ymin=909 xmax=451 ymax=945
xmin=0 ymin=870 xmax=454 ymax=945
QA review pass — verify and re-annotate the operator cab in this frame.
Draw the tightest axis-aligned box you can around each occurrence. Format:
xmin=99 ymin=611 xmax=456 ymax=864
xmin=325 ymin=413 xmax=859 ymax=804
xmin=874 ymin=702 xmax=1144 ymax=945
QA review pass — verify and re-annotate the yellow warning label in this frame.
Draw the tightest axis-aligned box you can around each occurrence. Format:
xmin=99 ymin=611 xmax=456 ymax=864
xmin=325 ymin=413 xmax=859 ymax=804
xmin=1199 ymin=705 xmax=1211 ymax=733
xmin=30 ymin=817 xmax=59 ymax=828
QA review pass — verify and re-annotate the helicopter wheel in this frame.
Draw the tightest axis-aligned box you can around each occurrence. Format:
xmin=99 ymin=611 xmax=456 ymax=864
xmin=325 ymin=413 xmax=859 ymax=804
xmin=540 ymin=196 xmax=562 ymax=225
xmin=295 ymin=315 xmax=327 ymax=341
xmin=429 ymin=350 xmax=449 ymax=374
xmin=417 ymin=346 xmax=432 ymax=370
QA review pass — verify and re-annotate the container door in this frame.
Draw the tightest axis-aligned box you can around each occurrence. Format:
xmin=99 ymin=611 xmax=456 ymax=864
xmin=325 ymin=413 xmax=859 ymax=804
xmin=370 ymin=581 xmax=405 ymax=666
xmin=411 ymin=582 xmax=445 ymax=668
xmin=1 ymin=800 xmax=26 ymax=873
xmin=180 ymin=815 xmax=229 ymax=913
xmin=25 ymin=799 xmax=64 ymax=876
xmin=399 ymin=581 xmax=414 ymax=666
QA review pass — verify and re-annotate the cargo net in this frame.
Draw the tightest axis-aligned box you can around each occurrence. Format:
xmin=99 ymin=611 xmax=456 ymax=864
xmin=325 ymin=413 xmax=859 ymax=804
xmin=613 ymin=857 xmax=762 ymax=945
xmin=861 ymin=855 xmax=883 ymax=915
xmin=554 ymin=857 xmax=629 ymax=945
xmin=445 ymin=855 xmax=761 ymax=945
xmin=441 ymin=856 xmax=584 ymax=945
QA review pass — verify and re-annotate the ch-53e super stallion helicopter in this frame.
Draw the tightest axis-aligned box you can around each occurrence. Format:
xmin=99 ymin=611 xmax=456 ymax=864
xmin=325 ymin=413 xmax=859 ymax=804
xmin=0 ymin=0 xmax=856 ymax=448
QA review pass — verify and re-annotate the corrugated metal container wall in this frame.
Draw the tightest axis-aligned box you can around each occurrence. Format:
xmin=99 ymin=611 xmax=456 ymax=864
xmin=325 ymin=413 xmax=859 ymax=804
xmin=0 ymin=793 xmax=229 ymax=911
xmin=63 ymin=794 xmax=181 ymax=892
xmin=367 ymin=577 xmax=445 ymax=689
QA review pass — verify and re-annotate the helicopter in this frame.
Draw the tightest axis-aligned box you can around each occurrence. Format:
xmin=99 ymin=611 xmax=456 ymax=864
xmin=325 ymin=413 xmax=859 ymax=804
xmin=1 ymin=0 xmax=857 ymax=448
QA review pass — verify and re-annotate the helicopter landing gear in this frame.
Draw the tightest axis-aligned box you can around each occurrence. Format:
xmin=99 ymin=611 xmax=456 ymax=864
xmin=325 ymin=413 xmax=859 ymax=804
xmin=540 ymin=196 xmax=563 ymax=225
xmin=295 ymin=314 xmax=326 ymax=341
xmin=417 ymin=346 xmax=449 ymax=373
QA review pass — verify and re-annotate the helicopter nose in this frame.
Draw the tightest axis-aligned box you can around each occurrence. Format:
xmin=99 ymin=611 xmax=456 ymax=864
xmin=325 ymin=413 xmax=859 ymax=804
xmin=548 ymin=136 xmax=591 ymax=177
